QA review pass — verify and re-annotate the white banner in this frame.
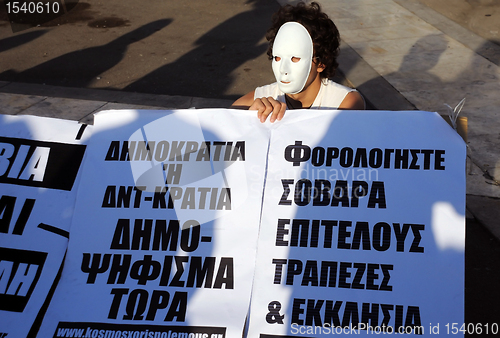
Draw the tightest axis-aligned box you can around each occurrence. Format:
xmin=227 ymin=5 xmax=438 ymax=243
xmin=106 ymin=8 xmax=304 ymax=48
xmin=36 ymin=110 xmax=270 ymax=338
xmin=1 ymin=110 xmax=465 ymax=338
xmin=0 ymin=115 xmax=92 ymax=338
xmin=246 ymin=110 xmax=465 ymax=337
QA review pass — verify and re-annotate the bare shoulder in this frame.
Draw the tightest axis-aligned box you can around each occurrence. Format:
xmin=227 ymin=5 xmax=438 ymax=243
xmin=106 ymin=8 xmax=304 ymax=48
xmin=231 ymin=91 xmax=256 ymax=109
xmin=339 ymin=91 xmax=366 ymax=110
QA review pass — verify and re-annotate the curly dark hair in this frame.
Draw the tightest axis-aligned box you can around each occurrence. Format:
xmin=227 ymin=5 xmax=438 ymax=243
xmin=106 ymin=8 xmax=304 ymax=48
xmin=266 ymin=2 xmax=341 ymax=79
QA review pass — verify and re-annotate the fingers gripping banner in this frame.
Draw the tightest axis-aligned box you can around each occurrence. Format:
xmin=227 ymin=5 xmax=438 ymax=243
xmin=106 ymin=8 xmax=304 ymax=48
xmin=246 ymin=110 xmax=465 ymax=337
xmin=0 ymin=115 xmax=92 ymax=338
xmin=36 ymin=110 xmax=270 ymax=338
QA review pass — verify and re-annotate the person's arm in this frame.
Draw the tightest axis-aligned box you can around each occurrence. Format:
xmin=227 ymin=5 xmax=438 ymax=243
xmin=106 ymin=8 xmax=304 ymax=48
xmin=338 ymin=91 xmax=366 ymax=110
xmin=230 ymin=91 xmax=255 ymax=109
xmin=231 ymin=91 xmax=287 ymax=123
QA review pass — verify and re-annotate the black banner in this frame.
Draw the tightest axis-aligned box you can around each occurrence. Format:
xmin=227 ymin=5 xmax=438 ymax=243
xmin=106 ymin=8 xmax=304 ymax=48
xmin=0 ymin=247 xmax=47 ymax=312
xmin=53 ymin=322 xmax=226 ymax=338
xmin=0 ymin=136 xmax=86 ymax=191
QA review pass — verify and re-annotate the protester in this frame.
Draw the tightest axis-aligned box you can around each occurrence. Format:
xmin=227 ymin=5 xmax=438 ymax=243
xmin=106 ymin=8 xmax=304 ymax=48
xmin=232 ymin=2 xmax=365 ymax=122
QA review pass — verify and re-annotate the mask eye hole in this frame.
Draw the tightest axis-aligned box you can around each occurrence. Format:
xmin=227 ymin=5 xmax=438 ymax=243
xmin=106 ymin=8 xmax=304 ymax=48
xmin=273 ymin=56 xmax=281 ymax=62
xmin=291 ymin=57 xmax=301 ymax=63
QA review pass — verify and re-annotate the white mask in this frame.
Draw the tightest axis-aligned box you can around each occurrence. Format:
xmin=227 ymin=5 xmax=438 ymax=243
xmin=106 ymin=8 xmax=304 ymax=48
xmin=272 ymin=22 xmax=313 ymax=94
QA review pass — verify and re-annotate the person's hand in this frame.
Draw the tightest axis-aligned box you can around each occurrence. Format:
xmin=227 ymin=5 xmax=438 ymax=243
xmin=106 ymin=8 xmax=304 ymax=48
xmin=249 ymin=97 xmax=286 ymax=123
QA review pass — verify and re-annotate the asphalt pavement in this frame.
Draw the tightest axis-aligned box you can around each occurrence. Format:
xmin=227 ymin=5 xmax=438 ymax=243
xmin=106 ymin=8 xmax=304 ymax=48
xmin=1 ymin=0 xmax=500 ymax=333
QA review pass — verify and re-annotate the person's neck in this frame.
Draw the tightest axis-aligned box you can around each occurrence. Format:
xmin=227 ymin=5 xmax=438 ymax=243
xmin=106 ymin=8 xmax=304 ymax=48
xmin=285 ymin=75 xmax=322 ymax=109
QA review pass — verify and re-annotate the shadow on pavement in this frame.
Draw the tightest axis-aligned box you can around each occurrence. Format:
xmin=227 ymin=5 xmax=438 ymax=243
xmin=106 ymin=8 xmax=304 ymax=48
xmin=0 ymin=30 xmax=48 ymax=53
xmin=0 ymin=19 xmax=172 ymax=87
xmin=124 ymin=0 xmax=278 ymax=100
xmin=465 ymin=217 xmax=500 ymax=335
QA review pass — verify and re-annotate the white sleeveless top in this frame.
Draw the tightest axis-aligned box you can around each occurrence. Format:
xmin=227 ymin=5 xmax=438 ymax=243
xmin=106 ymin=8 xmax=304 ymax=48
xmin=254 ymin=79 xmax=356 ymax=109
